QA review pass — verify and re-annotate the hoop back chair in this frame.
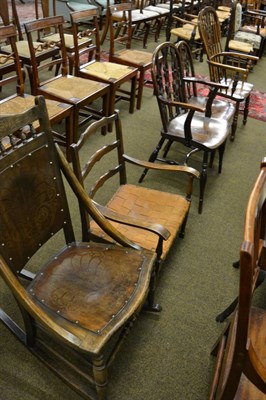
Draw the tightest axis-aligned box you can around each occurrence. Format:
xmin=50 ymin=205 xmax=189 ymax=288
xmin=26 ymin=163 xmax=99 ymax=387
xmin=0 ymin=95 xmax=156 ymax=400
xmin=198 ymin=6 xmax=259 ymax=141
xmin=70 ymin=111 xmax=199 ymax=310
xmin=139 ymin=41 xmax=233 ymax=214
xmin=208 ymin=158 xmax=266 ymax=400
xmin=24 ymin=15 xmax=110 ymax=142
xmin=0 ymin=24 xmax=74 ymax=161
xmin=70 ymin=8 xmax=138 ymax=130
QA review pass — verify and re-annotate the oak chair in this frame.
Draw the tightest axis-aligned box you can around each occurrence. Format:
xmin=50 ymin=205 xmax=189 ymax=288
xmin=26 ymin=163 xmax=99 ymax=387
xmin=24 ymin=15 xmax=110 ymax=142
xmin=70 ymin=111 xmax=199 ymax=310
xmin=208 ymin=158 xmax=266 ymax=400
xmin=107 ymin=2 xmax=153 ymax=110
xmin=198 ymin=6 xmax=259 ymax=141
xmin=139 ymin=41 xmax=233 ymax=214
xmin=70 ymin=8 xmax=138 ymax=131
xmin=0 ymin=95 xmax=156 ymax=400
xmin=0 ymin=24 xmax=74 ymax=161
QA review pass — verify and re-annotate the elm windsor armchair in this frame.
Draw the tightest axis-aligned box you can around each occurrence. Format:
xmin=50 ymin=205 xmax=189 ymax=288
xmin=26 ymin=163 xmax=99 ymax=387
xmin=139 ymin=41 xmax=234 ymax=214
xmin=198 ymin=6 xmax=259 ymax=141
xmin=70 ymin=111 xmax=200 ymax=311
xmin=0 ymin=95 xmax=156 ymax=400
xmin=207 ymin=158 xmax=266 ymax=399
xmin=0 ymin=24 xmax=74 ymax=161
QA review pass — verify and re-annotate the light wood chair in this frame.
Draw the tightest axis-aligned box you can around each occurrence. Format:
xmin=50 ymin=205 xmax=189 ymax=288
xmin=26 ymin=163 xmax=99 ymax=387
xmin=70 ymin=111 xmax=199 ymax=311
xmin=0 ymin=95 xmax=156 ymax=400
xmin=198 ymin=6 xmax=259 ymax=141
xmin=0 ymin=24 xmax=74 ymax=160
xmin=24 ymin=15 xmax=110 ymax=142
xmin=208 ymin=158 xmax=266 ymax=399
xmin=70 ymin=8 xmax=138 ymax=131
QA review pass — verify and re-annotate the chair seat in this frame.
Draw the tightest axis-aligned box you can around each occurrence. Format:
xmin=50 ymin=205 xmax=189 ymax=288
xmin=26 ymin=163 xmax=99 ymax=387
xmin=42 ymin=33 xmax=91 ymax=48
xmin=234 ymin=31 xmax=261 ymax=50
xmin=90 ymin=184 xmax=190 ymax=258
xmin=171 ymin=25 xmax=200 ymax=41
xmin=189 ymin=96 xmax=235 ymax=122
xmin=229 ymin=38 xmax=254 ymax=52
xmin=28 ymin=242 xmax=154 ymax=347
xmin=144 ymin=5 xmax=169 ymax=14
xmin=39 ymin=75 xmax=108 ymax=105
xmin=240 ymin=25 xmax=266 ymax=37
xmin=2 ymin=40 xmax=53 ymax=59
xmin=219 ymin=78 xmax=253 ymax=101
xmin=67 ymin=1 xmax=97 ymax=11
xmin=81 ymin=61 xmax=137 ymax=82
xmin=168 ymin=112 xmax=230 ymax=149
xmin=0 ymin=94 xmax=72 ymax=127
xmin=112 ymin=49 xmax=152 ymax=66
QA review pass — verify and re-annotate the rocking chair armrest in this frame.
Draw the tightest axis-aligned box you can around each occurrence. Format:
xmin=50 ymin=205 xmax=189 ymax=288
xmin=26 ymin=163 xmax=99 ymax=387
xmin=183 ymin=76 xmax=229 ymax=90
xmin=123 ymin=154 xmax=200 ymax=179
xmin=56 ymin=144 xmax=143 ymax=250
xmin=94 ymin=202 xmax=171 ymax=241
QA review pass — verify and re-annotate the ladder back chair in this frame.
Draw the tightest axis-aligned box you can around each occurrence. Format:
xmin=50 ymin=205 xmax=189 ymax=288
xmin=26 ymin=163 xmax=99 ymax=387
xmin=0 ymin=24 xmax=74 ymax=161
xmin=198 ymin=6 xmax=259 ymax=141
xmin=208 ymin=158 xmax=266 ymax=399
xmin=139 ymin=41 xmax=233 ymax=214
xmin=70 ymin=111 xmax=199 ymax=310
xmin=24 ymin=15 xmax=110 ymax=142
xmin=70 ymin=8 xmax=138 ymax=131
xmin=107 ymin=2 xmax=153 ymax=110
xmin=0 ymin=95 xmax=156 ymax=400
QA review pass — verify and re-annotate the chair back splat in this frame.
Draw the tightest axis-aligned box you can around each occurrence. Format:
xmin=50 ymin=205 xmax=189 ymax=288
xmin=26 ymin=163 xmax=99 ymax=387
xmin=0 ymin=95 xmax=156 ymax=400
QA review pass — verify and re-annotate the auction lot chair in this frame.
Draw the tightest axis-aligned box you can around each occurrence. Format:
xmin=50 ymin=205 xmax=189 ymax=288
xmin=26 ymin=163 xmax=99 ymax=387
xmin=70 ymin=8 xmax=138 ymax=131
xmin=0 ymin=24 xmax=74 ymax=161
xmin=139 ymin=41 xmax=234 ymax=214
xmin=107 ymin=2 xmax=153 ymax=110
xmin=24 ymin=15 xmax=110 ymax=142
xmin=198 ymin=6 xmax=259 ymax=141
xmin=70 ymin=111 xmax=199 ymax=310
xmin=0 ymin=95 xmax=156 ymax=400
xmin=208 ymin=158 xmax=266 ymax=399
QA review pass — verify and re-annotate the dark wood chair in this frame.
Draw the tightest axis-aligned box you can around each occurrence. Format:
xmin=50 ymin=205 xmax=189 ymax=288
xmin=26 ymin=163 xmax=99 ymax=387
xmin=139 ymin=41 xmax=234 ymax=214
xmin=70 ymin=8 xmax=138 ymax=131
xmin=0 ymin=95 xmax=156 ymax=400
xmin=107 ymin=2 xmax=153 ymax=110
xmin=198 ymin=6 xmax=259 ymax=141
xmin=37 ymin=0 xmax=97 ymax=74
xmin=0 ymin=24 xmax=74 ymax=161
xmin=24 ymin=15 xmax=110 ymax=142
xmin=208 ymin=158 xmax=266 ymax=400
xmin=70 ymin=111 xmax=199 ymax=310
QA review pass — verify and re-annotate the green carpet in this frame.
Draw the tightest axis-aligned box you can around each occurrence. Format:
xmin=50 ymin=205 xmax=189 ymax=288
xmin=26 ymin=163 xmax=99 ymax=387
xmin=1 ymin=10 xmax=266 ymax=399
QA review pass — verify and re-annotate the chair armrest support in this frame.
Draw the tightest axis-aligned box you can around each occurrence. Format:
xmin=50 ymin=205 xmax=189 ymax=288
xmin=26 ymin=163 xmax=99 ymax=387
xmin=95 ymin=202 xmax=171 ymax=241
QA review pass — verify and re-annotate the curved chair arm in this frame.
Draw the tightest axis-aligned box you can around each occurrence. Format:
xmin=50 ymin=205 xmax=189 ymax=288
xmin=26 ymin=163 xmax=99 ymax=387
xmin=56 ymin=143 xmax=143 ymax=250
xmin=95 ymin=202 xmax=171 ymax=241
xmin=124 ymin=154 xmax=200 ymax=199
xmin=183 ymin=76 xmax=229 ymax=90
xmin=211 ymin=51 xmax=259 ymax=64
xmin=159 ymin=95 xmax=206 ymax=113
xmin=172 ymin=15 xmax=198 ymax=27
